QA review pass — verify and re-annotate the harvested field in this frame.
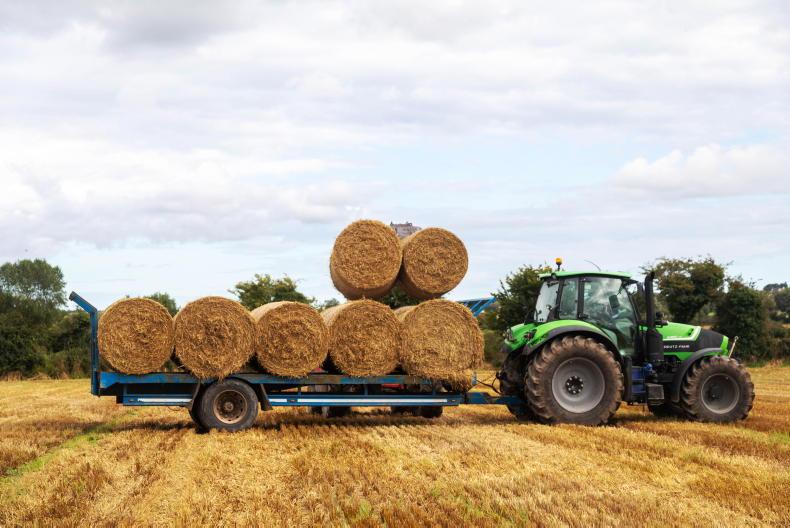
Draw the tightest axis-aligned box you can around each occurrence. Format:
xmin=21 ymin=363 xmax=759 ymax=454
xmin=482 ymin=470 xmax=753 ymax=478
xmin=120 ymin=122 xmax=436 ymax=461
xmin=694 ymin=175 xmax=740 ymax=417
xmin=399 ymin=227 xmax=468 ymax=299
xmin=330 ymin=220 xmax=402 ymax=300
xmin=98 ymin=298 xmax=174 ymax=374
xmin=174 ymin=296 xmax=256 ymax=379
xmin=1 ymin=366 xmax=789 ymax=527
xmin=251 ymin=301 xmax=328 ymax=377
xmin=396 ymin=300 xmax=483 ymax=385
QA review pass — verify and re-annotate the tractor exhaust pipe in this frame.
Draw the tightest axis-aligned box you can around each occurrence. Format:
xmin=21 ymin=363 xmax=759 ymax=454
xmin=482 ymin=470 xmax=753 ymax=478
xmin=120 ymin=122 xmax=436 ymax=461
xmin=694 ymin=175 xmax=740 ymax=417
xmin=644 ymin=272 xmax=664 ymax=365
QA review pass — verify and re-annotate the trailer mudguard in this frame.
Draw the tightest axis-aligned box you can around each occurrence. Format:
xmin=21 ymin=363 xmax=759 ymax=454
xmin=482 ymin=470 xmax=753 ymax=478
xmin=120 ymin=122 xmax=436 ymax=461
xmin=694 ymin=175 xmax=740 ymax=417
xmin=669 ymin=348 xmax=724 ymax=403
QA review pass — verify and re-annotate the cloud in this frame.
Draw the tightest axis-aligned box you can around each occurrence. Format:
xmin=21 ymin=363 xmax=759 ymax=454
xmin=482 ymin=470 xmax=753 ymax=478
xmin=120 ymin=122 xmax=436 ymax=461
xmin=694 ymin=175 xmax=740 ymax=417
xmin=0 ymin=130 xmax=368 ymax=259
xmin=613 ymin=144 xmax=790 ymax=197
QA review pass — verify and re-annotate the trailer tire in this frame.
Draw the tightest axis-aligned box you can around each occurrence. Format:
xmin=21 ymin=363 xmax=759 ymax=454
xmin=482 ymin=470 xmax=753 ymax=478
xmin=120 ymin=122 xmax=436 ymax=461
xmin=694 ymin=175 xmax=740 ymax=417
xmin=525 ymin=336 xmax=623 ymax=425
xmin=320 ymin=406 xmax=352 ymax=418
xmin=188 ymin=389 xmax=206 ymax=430
xmin=391 ymin=406 xmax=419 ymax=415
xmin=419 ymin=406 xmax=443 ymax=419
xmin=197 ymin=379 xmax=259 ymax=432
xmin=679 ymin=356 xmax=754 ymax=422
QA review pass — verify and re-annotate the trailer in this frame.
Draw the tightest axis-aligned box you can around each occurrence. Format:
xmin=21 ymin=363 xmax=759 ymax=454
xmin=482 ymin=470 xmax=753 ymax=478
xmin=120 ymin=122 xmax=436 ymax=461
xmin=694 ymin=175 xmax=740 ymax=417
xmin=70 ymin=292 xmax=517 ymax=431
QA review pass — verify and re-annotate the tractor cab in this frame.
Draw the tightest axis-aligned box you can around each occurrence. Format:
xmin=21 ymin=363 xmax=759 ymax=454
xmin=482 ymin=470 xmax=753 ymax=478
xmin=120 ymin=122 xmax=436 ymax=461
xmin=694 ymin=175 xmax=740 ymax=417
xmin=531 ymin=270 xmax=640 ymax=358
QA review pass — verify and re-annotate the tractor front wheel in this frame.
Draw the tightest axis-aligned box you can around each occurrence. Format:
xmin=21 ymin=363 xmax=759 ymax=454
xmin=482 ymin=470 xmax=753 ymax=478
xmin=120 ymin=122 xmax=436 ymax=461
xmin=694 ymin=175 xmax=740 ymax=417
xmin=525 ymin=336 xmax=623 ymax=425
xmin=679 ymin=356 xmax=754 ymax=422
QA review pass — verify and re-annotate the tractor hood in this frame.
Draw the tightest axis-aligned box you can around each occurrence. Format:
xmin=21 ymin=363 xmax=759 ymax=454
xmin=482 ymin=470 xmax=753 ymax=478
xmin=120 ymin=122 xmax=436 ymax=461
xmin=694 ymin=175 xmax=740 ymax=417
xmin=659 ymin=322 xmax=729 ymax=355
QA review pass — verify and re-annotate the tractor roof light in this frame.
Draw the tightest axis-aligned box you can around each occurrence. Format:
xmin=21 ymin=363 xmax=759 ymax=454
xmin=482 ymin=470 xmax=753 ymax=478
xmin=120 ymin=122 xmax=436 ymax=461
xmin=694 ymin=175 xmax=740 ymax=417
xmin=555 ymin=257 xmax=563 ymax=271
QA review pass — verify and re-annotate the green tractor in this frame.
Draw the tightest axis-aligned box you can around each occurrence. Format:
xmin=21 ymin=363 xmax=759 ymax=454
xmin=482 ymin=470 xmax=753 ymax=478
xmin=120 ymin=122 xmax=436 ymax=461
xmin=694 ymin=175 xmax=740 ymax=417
xmin=498 ymin=263 xmax=754 ymax=425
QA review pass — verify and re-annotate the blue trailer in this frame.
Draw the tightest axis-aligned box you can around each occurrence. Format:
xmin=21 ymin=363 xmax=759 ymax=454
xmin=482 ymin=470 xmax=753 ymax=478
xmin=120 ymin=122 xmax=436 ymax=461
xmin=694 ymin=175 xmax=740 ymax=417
xmin=70 ymin=292 xmax=517 ymax=431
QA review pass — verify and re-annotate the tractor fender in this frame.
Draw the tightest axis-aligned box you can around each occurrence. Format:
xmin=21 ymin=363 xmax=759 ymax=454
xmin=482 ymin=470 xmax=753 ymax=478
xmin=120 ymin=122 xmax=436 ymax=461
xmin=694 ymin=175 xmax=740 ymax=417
xmin=526 ymin=325 xmax=623 ymax=364
xmin=669 ymin=348 xmax=725 ymax=403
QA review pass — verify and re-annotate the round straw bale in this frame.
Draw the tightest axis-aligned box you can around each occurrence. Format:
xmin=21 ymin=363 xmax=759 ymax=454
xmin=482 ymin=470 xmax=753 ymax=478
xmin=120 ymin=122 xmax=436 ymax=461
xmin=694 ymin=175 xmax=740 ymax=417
xmin=330 ymin=220 xmax=402 ymax=299
xmin=174 ymin=296 xmax=256 ymax=379
xmin=250 ymin=301 xmax=329 ymax=377
xmin=322 ymin=300 xmax=401 ymax=376
xmin=395 ymin=300 xmax=483 ymax=382
xmin=399 ymin=227 xmax=468 ymax=300
xmin=98 ymin=298 xmax=174 ymax=374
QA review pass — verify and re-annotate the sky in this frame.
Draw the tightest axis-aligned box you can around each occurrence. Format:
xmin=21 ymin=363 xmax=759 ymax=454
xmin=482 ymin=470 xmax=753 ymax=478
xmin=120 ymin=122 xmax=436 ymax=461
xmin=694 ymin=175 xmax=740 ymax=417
xmin=1 ymin=0 xmax=788 ymax=309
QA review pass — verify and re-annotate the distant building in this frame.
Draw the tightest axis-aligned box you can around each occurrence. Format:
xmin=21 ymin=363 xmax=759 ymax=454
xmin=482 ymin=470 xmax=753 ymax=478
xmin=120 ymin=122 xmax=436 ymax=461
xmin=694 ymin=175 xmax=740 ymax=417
xmin=390 ymin=221 xmax=421 ymax=238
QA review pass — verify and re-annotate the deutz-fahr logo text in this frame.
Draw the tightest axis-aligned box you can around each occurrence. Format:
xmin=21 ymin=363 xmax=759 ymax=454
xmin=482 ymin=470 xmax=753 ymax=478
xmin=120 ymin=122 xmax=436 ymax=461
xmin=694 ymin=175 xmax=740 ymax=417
xmin=663 ymin=343 xmax=692 ymax=351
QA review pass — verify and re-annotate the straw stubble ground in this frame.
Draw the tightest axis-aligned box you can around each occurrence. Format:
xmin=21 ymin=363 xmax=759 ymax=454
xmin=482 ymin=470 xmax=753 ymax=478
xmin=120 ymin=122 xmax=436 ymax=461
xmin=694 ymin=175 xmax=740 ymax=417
xmin=1 ymin=366 xmax=788 ymax=527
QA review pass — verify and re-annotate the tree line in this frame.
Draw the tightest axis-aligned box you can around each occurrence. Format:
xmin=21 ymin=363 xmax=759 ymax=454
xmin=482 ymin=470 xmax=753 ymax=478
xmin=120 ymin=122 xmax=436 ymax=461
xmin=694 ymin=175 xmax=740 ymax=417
xmin=1 ymin=256 xmax=787 ymax=378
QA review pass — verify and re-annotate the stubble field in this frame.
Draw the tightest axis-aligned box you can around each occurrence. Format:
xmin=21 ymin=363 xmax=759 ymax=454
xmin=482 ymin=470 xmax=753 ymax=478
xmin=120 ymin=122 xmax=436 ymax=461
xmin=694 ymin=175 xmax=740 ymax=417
xmin=1 ymin=366 xmax=788 ymax=527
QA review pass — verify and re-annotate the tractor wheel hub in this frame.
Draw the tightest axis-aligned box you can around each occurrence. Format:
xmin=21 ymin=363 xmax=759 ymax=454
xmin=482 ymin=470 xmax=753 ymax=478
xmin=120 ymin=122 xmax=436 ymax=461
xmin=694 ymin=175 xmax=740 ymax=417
xmin=565 ymin=375 xmax=584 ymax=395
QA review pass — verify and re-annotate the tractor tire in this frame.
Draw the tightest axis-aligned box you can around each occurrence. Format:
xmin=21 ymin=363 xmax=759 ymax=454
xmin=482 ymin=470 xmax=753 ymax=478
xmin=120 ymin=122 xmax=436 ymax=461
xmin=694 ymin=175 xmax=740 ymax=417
xmin=197 ymin=379 xmax=259 ymax=432
xmin=525 ymin=336 xmax=623 ymax=425
xmin=679 ymin=356 xmax=754 ymax=422
xmin=506 ymin=404 xmax=535 ymax=422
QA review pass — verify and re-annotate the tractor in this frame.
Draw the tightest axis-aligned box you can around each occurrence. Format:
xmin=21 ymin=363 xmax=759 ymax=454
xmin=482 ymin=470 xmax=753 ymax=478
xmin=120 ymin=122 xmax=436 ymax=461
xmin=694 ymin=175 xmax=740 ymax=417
xmin=497 ymin=261 xmax=754 ymax=425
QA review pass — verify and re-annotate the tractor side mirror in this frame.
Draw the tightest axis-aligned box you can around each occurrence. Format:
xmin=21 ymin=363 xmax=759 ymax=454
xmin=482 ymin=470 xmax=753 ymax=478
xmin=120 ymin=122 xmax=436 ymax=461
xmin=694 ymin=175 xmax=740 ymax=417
xmin=655 ymin=311 xmax=668 ymax=326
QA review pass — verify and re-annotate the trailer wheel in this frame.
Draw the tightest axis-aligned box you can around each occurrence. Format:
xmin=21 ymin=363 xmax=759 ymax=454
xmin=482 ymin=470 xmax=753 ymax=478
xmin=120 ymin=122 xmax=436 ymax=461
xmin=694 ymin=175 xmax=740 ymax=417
xmin=318 ymin=406 xmax=352 ymax=418
xmin=525 ymin=336 xmax=623 ymax=425
xmin=391 ymin=406 xmax=419 ymax=415
xmin=188 ymin=389 xmax=206 ymax=430
xmin=197 ymin=379 xmax=259 ymax=432
xmin=419 ymin=406 xmax=443 ymax=419
xmin=679 ymin=356 xmax=754 ymax=422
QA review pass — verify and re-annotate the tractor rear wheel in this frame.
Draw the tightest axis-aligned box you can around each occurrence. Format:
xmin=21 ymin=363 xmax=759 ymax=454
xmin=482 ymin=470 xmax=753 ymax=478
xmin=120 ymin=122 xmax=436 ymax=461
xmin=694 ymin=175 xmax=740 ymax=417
xmin=506 ymin=404 xmax=535 ymax=422
xmin=679 ymin=356 xmax=754 ymax=422
xmin=525 ymin=336 xmax=623 ymax=425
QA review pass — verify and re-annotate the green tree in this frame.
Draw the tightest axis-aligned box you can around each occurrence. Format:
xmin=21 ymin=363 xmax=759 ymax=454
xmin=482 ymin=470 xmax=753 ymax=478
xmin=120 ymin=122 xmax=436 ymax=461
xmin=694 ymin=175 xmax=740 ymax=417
xmin=146 ymin=292 xmax=179 ymax=316
xmin=715 ymin=279 xmax=769 ymax=359
xmin=46 ymin=311 xmax=91 ymax=377
xmin=315 ymin=298 xmax=341 ymax=311
xmin=230 ymin=274 xmax=314 ymax=310
xmin=767 ymin=287 xmax=790 ymax=323
xmin=0 ymin=259 xmax=66 ymax=375
xmin=378 ymin=285 xmax=421 ymax=310
xmin=0 ymin=259 xmax=66 ymax=327
xmin=0 ymin=322 xmax=42 ymax=375
xmin=648 ymin=257 xmax=726 ymax=323
xmin=491 ymin=264 xmax=552 ymax=332
xmin=763 ymin=282 xmax=788 ymax=293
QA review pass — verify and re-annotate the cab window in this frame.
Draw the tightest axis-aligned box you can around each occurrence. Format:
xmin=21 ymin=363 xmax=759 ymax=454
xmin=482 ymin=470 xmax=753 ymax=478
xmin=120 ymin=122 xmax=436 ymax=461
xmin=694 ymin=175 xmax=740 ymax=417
xmin=582 ymin=277 xmax=637 ymax=355
xmin=558 ymin=278 xmax=579 ymax=319
xmin=533 ymin=281 xmax=559 ymax=323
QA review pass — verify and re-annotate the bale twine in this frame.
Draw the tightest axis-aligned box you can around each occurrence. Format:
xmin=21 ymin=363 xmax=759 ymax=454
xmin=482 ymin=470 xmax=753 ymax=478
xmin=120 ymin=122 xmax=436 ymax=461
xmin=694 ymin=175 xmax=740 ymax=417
xmin=174 ymin=296 xmax=256 ymax=379
xmin=321 ymin=300 xmax=401 ymax=376
xmin=395 ymin=300 xmax=483 ymax=384
xmin=98 ymin=298 xmax=174 ymax=374
xmin=250 ymin=301 xmax=329 ymax=377
xmin=329 ymin=220 xmax=402 ymax=299
xmin=399 ymin=227 xmax=468 ymax=300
